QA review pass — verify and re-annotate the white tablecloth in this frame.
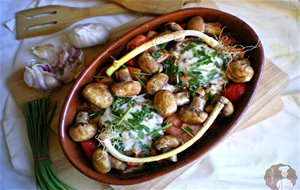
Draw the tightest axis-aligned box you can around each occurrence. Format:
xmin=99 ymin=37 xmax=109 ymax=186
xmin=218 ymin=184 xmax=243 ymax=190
xmin=1 ymin=0 xmax=299 ymax=189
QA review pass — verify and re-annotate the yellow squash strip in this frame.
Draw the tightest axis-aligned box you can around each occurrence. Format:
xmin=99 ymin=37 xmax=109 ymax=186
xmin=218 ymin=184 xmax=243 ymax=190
xmin=106 ymin=30 xmax=222 ymax=76
xmin=101 ymin=100 xmax=225 ymax=163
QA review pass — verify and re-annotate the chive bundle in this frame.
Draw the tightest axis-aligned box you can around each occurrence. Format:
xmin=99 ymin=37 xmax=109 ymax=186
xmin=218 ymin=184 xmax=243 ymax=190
xmin=23 ymin=98 xmax=74 ymax=190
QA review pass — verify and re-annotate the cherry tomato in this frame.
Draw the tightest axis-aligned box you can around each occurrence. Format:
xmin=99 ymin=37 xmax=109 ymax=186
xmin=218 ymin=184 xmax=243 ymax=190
xmin=79 ymin=139 xmax=98 ymax=160
xmin=127 ymin=35 xmax=149 ymax=50
xmin=127 ymin=67 xmax=141 ymax=80
xmin=94 ymin=64 xmax=111 ymax=82
xmin=97 ymin=77 xmax=112 ymax=85
xmin=223 ymin=83 xmax=247 ymax=103
xmin=164 ymin=113 xmax=183 ymax=136
xmin=125 ymin=57 xmax=138 ymax=67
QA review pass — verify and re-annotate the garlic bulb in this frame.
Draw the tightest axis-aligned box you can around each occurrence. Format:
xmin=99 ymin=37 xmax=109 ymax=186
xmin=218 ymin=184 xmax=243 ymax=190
xmin=56 ymin=43 xmax=84 ymax=83
xmin=226 ymin=59 xmax=254 ymax=83
xmin=32 ymin=44 xmax=57 ymax=63
xmin=24 ymin=61 xmax=61 ymax=91
xmin=69 ymin=23 xmax=110 ymax=48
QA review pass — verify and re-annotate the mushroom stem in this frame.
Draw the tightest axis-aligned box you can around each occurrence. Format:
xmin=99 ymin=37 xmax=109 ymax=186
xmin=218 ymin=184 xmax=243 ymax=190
xmin=101 ymin=99 xmax=225 ymax=163
xmin=106 ymin=30 xmax=222 ymax=76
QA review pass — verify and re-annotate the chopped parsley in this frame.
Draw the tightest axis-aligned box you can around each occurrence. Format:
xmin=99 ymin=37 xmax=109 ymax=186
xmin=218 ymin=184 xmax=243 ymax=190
xmin=163 ymin=59 xmax=183 ymax=76
xmin=157 ymin=42 xmax=168 ymax=50
xmin=151 ymin=51 xmax=161 ymax=58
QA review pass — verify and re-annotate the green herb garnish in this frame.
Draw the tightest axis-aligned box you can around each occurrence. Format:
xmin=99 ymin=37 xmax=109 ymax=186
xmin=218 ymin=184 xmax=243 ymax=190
xmin=151 ymin=51 xmax=161 ymax=58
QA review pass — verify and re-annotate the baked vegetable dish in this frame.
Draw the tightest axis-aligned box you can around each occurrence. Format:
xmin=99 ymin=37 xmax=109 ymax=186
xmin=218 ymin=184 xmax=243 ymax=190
xmin=68 ymin=16 xmax=258 ymax=174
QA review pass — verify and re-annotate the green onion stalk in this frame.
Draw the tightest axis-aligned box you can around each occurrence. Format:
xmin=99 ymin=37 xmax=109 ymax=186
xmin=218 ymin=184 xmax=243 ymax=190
xmin=23 ymin=98 xmax=75 ymax=190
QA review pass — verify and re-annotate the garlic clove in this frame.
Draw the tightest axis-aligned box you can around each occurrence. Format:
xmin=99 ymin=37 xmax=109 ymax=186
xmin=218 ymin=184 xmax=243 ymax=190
xmin=69 ymin=23 xmax=110 ymax=48
xmin=32 ymin=44 xmax=57 ymax=64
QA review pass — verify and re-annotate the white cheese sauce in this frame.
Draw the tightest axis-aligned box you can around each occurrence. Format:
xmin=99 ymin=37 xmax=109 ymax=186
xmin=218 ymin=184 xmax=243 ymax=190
xmin=173 ymin=40 xmax=228 ymax=94
xmin=99 ymin=95 xmax=164 ymax=155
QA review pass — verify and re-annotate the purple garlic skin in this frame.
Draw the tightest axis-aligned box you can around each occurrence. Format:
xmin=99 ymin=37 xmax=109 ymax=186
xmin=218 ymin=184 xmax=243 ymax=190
xmin=24 ymin=43 xmax=85 ymax=91
xmin=24 ymin=61 xmax=61 ymax=91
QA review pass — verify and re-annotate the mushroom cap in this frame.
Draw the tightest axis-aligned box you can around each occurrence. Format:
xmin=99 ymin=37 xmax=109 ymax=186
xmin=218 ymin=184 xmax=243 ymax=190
xmin=154 ymin=135 xmax=182 ymax=152
xmin=92 ymin=148 xmax=111 ymax=174
xmin=111 ymin=81 xmax=142 ymax=97
xmin=174 ymin=91 xmax=190 ymax=106
xmin=187 ymin=16 xmax=205 ymax=32
xmin=226 ymin=59 xmax=254 ymax=83
xmin=115 ymin=67 xmax=132 ymax=82
xmin=179 ymin=106 xmax=208 ymax=125
xmin=69 ymin=123 xmax=97 ymax=142
xmin=154 ymin=90 xmax=177 ymax=115
xmin=82 ymin=83 xmax=113 ymax=109
xmin=163 ymin=22 xmax=183 ymax=32
xmin=217 ymin=96 xmax=234 ymax=117
xmin=146 ymin=73 xmax=169 ymax=95
xmin=138 ymin=52 xmax=163 ymax=74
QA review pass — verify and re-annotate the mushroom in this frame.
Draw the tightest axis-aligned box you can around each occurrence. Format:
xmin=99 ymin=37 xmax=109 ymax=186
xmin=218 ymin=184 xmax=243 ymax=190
xmin=75 ymin=111 xmax=89 ymax=124
xmin=111 ymin=68 xmax=142 ymax=97
xmin=174 ymin=91 xmax=190 ymax=106
xmin=154 ymin=135 xmax=182 ymax=152
xmin=179 ymin=93 xmax=208 ymax=125
xmin=205 ymin=96 xmax=234 ymax=117
xmin=187 ymin=16 xmax=221 ymax=35
xmin=109 ymin=155 xmax=126 ymax=170
xmin=226 ymin=59 xmax=254 ymax=83
xmin=154 ymin=135 xmax=182 ymax=162
xmin=138 ymin=52 xmax=163 ymax=74
xmin=153 ymin=90 xmax=177 ymax=115
xmin=83 ymin=83 xmax=113 ymax=109
xmin=92 ymin=148 xmax=111 ymax=174
xmin=146 ymin=73 xmax=178 ymax=95
xmin=69 ymin=122 xmax=97 ymax=142
xmin=161 ymin=22 xmax=185 ymax=42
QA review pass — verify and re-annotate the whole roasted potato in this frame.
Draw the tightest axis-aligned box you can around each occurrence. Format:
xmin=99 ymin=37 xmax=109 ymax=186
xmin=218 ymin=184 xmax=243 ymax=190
xmin=69 ymin=123 xmax=97 ymax=142
xmin=92 ymin=148 xmax=111 ymax=174
xmin=82 ymin=83 xmax=113 ymax=109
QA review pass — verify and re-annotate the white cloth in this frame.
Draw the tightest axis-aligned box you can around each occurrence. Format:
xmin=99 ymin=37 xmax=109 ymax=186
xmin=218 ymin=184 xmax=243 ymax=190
xmin=1 ymin=0 xmax=299 ymax=190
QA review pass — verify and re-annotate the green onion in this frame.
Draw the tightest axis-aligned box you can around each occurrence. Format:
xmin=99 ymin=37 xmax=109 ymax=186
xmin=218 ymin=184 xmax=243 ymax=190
xmin=117 ymin=106 xmax=132 ymax=125
xmin=147 ymin=123 xmax=172 ymax=136
xmin=151 ymin=51 xmax=161 ymax=58
xmin=181 ymin=126 xmax=194 ymax=138
xmin=23 ymin=98 xmax=74 ymax=190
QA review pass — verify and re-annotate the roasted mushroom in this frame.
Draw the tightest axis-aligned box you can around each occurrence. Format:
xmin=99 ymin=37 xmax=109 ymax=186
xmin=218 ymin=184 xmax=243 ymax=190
xmin=226 ymin=59 xmax=254 ymax=83
xmin=205 ymin=96 xmax=234 ymax=117
xmin=138 ymin=52 xmax=163 ymax=74
xmin=146 ymin=73 xmax=178 ymax=95
xmin=174 ymin=91 xmax=190 ymax=106
xmin=69 ymin=123 xmax=97 ymax=142
xmin=154 ymin=135 xmax=182 ymax=152
xmin=154 ymin=90 xmax=177 ymax=115
xmin=187 ymin=16 xmax=221 ymax=35
xmin=109 ymin=155 xmax=126 ymax=170
xmin=111 ymin=68 xmax=142 ymax=97
xmin=161 ymin=22 xmax=184 ymax=42
xmin=83 ymin=83 xmax=113 ymax=109
xmin=92 ymin=148 xmax=111 ymax=174
xmin=179 ymin=92 xmax=208 ymax=125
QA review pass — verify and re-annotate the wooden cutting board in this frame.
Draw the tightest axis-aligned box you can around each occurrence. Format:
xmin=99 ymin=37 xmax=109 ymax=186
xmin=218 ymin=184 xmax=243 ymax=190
xmin=7 ymin=15 xmax=289 ymax=190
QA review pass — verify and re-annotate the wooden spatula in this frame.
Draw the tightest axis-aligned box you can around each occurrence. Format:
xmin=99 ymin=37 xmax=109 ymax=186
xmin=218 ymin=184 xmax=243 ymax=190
xmin=111 ymin=0 xmax=200 ymax=14
xmin=16 ymin=3 xmax=130 ymax=40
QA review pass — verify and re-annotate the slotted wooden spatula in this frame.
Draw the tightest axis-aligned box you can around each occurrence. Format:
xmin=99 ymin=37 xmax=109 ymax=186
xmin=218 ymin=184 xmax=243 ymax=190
xmin=16 ymin=3 xmax=130 ymax=40
xmin=110 ymin=0 xmax=200 ymax=14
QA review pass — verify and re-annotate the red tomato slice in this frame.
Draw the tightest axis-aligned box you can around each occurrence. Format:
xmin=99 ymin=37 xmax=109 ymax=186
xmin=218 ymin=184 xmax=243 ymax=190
xmin=127 ymin=67 xmax=141 ymax=80
xmin=79 ymin=139 xmax=98 ymax=160
xmin=127 ymin=35 xmax=149 ymax=50
xmin=97 ymin=77 xmax=112 ymax=85
xmin=95 ymin=64 xmax=111 ymax=82
xmin=125 ymin=57 xmax=138 ymax=67
xmin=222 ymin=83 xmax=247 ymax=103
xmin=164 ymin=113 xmax=184 ymax=136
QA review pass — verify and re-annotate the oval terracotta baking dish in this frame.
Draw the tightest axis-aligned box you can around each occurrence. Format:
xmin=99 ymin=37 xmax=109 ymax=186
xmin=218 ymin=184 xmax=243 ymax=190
xmin=59 ymin=8 xmax=264 ymax=185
